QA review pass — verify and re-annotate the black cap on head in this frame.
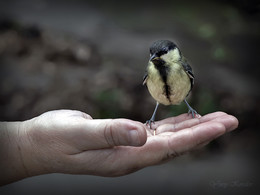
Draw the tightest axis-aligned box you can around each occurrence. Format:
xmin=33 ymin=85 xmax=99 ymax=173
xmin=149 ymin=40 xmax=177 ymax=57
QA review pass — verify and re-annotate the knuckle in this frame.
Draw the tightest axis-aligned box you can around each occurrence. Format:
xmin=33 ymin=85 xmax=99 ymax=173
xmin=104 ymin=120 xmax=118 ymax=147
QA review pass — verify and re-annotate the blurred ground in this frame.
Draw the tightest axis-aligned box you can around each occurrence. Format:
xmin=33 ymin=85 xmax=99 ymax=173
xmin=0 ymin=0 xmax=259 ymax=194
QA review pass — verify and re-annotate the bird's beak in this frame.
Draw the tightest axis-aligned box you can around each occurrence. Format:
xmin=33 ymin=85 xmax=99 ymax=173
xmin=149 ymin=54 xmax=165 ymax=66
xmin=149 ymin=54 xmax=157 ymax=61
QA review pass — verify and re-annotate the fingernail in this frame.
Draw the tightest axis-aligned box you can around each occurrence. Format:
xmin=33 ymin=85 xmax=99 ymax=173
xmin=225 ymin=115 xmax=239 ymax=132
xmin=196 ymin=114 xmax=202 ymax=118
xmin=128 ymin=130 xmax=140 ymax=146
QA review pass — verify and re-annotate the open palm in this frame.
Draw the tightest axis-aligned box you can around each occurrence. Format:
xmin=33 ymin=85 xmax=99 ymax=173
xmin=22 ymin=110 xmax=238 ymax=177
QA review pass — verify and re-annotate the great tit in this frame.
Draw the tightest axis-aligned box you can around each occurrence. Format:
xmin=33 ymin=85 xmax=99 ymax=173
xmin=143 ymin=40 xmax=198 ymax=132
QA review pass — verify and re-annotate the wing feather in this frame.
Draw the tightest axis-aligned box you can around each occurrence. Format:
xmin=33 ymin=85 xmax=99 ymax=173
xmin=143 ymin=72 xmax=148 ymax=85
xmin=181 ymin=58 xmax=194 ymax=90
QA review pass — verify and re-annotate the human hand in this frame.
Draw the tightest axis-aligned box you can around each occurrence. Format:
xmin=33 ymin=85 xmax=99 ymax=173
xmin=3 ymin=110 xmax=238 ymax=184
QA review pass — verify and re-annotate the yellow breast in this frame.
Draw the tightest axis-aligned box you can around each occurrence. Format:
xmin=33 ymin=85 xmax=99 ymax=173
xmin=146 ymin=62 xmax=191 ymax=105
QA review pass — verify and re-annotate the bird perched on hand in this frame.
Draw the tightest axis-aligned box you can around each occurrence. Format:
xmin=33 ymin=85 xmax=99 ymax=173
xmin=143 ymin=40 xmax=198 ymax=132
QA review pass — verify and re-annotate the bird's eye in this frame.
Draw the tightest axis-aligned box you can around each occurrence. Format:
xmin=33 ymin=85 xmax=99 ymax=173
xmin=157 ymin=50 xmax=167 ymax=56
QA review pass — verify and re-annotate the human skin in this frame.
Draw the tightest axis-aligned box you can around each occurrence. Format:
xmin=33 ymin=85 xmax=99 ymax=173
xmin=0 ymin=110 xmax=238 ymax=185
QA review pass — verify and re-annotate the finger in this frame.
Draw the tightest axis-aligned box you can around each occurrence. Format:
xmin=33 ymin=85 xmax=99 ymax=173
xmin=192 ymin=141 xmax=210 ymax=150
xmin=49 ymin=109 xmax=93 ymax=119
xmin=165 ymin=121 xmax=226 ymax=157
xmin=69 ymin=120 xmax=228 ymax=176
xmin=152 ymin=111 xmax=227 ymax=129
xmin=156 ymin=112 xmax=237 ymax=134
xmin=104 ymin=121 xmax=227 ymax=175
xmin=198 ymin=111 xmax=227 ymax=120
xmin=152 ymin=113 xmax=195 ymax=129
xmin=80 ymin=112 xmax=93 ymax=120
xmin=156 ymin=118 xmax=200 ymax=134
xmin=73 ymin=119 xmax=147 ymax=151
xmin=200 ymin=114 xmax=239 ymax=132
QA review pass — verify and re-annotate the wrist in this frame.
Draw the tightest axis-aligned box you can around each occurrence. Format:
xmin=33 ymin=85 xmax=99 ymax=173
xmin=0 ymin=118 xmax=47 ymax=185
xmin=16 ymin=118 xmax=50 ymax=178
xmin=0 ymin=121 xmax=30 ymax=185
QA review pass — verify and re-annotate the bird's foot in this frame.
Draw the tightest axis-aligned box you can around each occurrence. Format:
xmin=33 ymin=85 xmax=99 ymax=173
xmin=184 ymin=99 xmax=199 ymax=118
xmin=145 ymin=119 xmax=156 ymax=135
xmin=187 ymin=107 xmax=199 ymax=118
xmin=146 ymin=119 xmax=155 ymax=129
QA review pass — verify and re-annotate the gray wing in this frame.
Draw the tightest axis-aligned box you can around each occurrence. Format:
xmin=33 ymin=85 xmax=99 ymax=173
xmin=181 ymin=58 xmax=194 ymax=90
xmin=142 ymin=71 xmax=148 ymax=85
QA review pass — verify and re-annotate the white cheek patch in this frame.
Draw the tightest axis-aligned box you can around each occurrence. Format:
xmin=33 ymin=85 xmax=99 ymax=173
xmin=161 ymin=48 xmax=181 ymax=62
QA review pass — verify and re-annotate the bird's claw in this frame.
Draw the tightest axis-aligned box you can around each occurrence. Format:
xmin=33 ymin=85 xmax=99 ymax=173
xmin=184 ymin=99 xmax=199 ymax=118
xmin=146 ymin=119 xmax=155 ymax=129
xmin=146 ymin=120 xmax=156 ymax=136
xmin=188 ymin=108 xmax=199 ymax=118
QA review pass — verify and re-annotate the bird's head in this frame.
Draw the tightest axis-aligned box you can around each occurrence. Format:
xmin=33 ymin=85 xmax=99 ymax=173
xmin=149 ymin=40 xmax=181 ymax=66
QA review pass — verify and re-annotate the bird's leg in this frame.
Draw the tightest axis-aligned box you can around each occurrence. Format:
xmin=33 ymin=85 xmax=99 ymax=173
xmin=146 ymin=102 xmax=159 ymax=134
xmin=184 ymin=99 xmax=198 ymax=118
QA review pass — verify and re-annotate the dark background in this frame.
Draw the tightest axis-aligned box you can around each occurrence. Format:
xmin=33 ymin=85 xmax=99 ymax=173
xmin=0 ymin=0 xmax=259 ymax=194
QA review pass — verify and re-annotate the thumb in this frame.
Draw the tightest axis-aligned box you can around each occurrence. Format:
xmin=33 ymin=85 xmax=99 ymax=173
xmin=85 ymin=119 xmax=147 ymax=148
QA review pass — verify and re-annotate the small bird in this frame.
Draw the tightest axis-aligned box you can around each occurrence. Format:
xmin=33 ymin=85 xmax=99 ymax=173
xmin=143 ymin=40 xmax=198 ymax=133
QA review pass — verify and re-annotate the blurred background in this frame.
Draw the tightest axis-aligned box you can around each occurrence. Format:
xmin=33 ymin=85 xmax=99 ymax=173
xmin=0 ymin=0 xmax=259 ymax=194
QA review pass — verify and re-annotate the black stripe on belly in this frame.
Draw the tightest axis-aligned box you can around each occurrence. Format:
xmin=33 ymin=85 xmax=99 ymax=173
xmin=154 ymin=62 xmax=171 ymax=103
xmin=164 ymin=83 xmax=171 ymax=102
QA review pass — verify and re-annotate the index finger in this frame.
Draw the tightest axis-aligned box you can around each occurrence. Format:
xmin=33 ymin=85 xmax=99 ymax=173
xmin=151 ymin=113 xmax=198 ymax=129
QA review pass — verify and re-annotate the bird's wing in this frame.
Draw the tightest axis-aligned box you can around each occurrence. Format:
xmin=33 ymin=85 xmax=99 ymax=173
xmin=181 ymin=58 xmax=194 ymax=90
xmin=142 ymin=71 xmax=148 ymax=85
